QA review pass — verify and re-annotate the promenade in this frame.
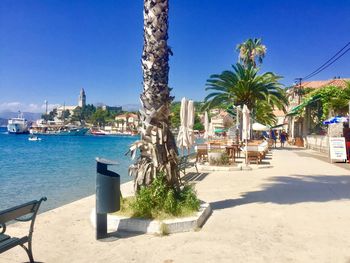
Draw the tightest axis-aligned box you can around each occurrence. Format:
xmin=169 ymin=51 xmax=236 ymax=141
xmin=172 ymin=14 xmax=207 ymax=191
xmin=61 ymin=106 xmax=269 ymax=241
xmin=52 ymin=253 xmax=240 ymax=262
xmin=3 ymin=147 xmax=350 ymax=263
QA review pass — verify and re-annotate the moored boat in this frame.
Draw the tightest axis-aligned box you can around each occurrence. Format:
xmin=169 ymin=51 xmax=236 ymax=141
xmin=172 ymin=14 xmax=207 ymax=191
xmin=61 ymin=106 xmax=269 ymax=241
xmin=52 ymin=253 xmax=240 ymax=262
xmin=28 ymin=135 xmax=42 ymax=141
xmin=90 ymin=130 xmax=106 ymax=136
xmin=30 ymin=126 xmax=89 ymax=136
xmin=7 ymin=112 xmax=29 ymax=134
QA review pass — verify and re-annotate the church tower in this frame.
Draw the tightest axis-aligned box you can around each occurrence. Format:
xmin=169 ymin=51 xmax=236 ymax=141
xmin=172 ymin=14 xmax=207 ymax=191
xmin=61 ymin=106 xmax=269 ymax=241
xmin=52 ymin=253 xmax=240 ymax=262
xmin=78 ymin=88 xmax=86 ymax=107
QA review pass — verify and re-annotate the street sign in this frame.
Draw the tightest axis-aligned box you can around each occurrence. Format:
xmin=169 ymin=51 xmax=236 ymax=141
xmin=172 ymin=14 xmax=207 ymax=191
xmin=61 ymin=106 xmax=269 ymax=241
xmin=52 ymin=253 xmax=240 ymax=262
xmin=329 ymin=137 xmax=347 ymax=162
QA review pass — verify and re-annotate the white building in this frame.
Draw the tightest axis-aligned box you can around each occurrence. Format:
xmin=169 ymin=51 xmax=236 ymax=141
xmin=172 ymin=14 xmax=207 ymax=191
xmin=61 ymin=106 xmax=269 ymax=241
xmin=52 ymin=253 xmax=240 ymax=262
xmin=56 ymin=89 xmax=87 ymax=118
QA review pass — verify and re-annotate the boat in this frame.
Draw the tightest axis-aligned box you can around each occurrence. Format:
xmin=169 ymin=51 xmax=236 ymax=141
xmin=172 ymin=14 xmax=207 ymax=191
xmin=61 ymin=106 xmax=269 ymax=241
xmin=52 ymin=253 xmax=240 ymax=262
xmin=30 ymin=125 xmax=89 ymax=136
xmin=7 ymin=112 xmax=29 ymax=134
xmin=90 ymin=130 xmax=106 ymax=136
xmin=28 ymin=135 xmax=41 ymax=141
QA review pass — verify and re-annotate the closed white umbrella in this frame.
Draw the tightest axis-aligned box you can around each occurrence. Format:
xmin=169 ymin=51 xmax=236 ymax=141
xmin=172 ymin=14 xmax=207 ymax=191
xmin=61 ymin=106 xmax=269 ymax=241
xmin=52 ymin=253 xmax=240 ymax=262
xmin=208 ymin=122 xmax=214 ymax=137
xmin=252 ymin=122 xmax=269 ymax=131
xmin=204 ymin=111 xmax=209 ymax=140
xmin=186 ymin=100 xmax=195 ymax=151
xmin=242 ymin=105 xmax=250 ymax=165
xmin=242 ymin=105 xmax=250 ymax=140
xmin=177 ymin=97 xmax=189 ymax=155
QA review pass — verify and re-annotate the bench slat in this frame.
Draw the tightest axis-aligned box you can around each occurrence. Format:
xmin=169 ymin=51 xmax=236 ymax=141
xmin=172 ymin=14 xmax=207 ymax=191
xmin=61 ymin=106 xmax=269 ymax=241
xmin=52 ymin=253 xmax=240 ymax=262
xmin=0 ymin=201 xmax=37 ymax=224
xmin=0 ymin=234 xmax=10 ymax=242
xmin=0 ymin=236 xmax=28 ymax=253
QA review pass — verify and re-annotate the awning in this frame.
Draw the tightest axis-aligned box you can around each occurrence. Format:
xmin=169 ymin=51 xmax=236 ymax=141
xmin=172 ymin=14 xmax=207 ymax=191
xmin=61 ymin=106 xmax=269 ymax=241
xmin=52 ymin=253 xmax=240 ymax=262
xmin=287 ymin=95 xmax=321 ymax=116
xmin=214 ymin=128 xmax=225 ymax=133
xmin=252 ymin=122 xmax=270 ymax=131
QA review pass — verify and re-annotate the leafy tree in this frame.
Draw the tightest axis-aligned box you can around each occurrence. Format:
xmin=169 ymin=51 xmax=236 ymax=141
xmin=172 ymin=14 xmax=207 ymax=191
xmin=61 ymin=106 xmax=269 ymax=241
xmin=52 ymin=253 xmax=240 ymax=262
xmin=236 ymin=38 xmax=266 ymax=68
xmin=71 ymin=106 xmax=82 ymax=122
xmin=170 ymin=102 xmax=181 ymax=128
xmin=44 ymin=108 xmax=57 ymax=121
xmin=82 ymin=104 xmax=96 ymax=122
xmin=204 ymin=63 xmax=287 ymax=124
xmin=90 ymin=108 xmax=109 ymax=126
xmin=305 ymin=83 xmax=350 ymax=121
xmin=193 ymin=114 xmax=204 ymax=131
xmin=60 ymin=110 xmax=71 ymax=121
xmin=41 ymin=114 xmax=50 ymax=121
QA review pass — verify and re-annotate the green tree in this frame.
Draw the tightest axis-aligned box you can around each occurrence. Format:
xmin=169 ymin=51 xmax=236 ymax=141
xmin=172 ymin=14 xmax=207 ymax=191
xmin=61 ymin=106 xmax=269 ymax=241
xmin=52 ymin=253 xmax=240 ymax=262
xmin=60 ymin=110 xmax=70 ymax=121
xmin=71 ymin=106 xmax=82 ymax=122
xmin=44 ymin=108 xmax=57 ymax=121
xmin=129 ymin=0 xmax=180 ymax=191
xmin=170 ymin=102 xmax=181 ymax=128
xmin=204 ymin=63 xmax=287 ymax=124
xmin=304 ymin=83 xmax=350 ymax=121
xmin=236 ymin=38 xmax=267 ymax=68
xmin=82 ymin=104 xmax=96 ymax=122
xmin=193 ymin=114 xmax=204 ymax=131
xmin=91 ymin=108 xmax=109 ymax=126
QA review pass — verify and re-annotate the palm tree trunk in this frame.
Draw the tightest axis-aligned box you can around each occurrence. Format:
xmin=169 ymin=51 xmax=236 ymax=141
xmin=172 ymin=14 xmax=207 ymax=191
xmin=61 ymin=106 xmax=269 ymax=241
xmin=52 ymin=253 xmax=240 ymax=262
xmin=129 ymin=0 xmax=180 ymax=191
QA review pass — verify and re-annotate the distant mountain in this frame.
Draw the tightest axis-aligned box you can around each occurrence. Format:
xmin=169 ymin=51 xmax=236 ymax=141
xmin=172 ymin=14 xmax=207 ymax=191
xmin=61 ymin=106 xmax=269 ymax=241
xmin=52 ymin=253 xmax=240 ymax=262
xmin=122 ymin=104 xmax=140 ymax=112
xmin=0 ymin=118 xmax=7 ymax=127
xmin=0 ymin=111 xmax=42 ymax=121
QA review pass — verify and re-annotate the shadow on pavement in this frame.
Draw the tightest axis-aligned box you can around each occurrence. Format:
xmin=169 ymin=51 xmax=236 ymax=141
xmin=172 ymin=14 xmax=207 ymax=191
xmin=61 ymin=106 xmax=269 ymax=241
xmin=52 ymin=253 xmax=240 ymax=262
xmin=211 ymin=174 xmax=350 ymax=210
xmin=182 ymin=172 xmax=209 ymax=183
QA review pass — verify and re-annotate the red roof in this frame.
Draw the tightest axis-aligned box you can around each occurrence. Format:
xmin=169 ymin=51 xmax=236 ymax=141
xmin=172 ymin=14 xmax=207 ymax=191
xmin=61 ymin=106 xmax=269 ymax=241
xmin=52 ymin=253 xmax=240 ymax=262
xmin=298 ymin=78 xmax=350 ymax=89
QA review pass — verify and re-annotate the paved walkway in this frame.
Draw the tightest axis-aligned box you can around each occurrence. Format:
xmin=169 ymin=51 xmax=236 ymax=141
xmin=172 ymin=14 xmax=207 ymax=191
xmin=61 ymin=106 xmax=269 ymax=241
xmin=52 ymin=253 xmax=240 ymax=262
xmin=3 ymin=147 xmax=350 ymax=263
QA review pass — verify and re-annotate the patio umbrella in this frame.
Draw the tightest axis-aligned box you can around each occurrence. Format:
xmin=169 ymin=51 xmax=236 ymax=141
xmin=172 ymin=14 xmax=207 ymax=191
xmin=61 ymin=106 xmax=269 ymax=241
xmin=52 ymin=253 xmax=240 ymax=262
xmin=242 ymin=104 xmax=250 ymax=165
xmin=186 ymin=100 xmax=195 ymax=151
xmin=252 ymin=122 xmax=270 ymax=131
xmin=177 ymin=97 xmax=189 ymax=155
xmin=323 ymin=116 xmax=348 ymax=125
xmin=204 ymin=111 xmax=209 ymax=140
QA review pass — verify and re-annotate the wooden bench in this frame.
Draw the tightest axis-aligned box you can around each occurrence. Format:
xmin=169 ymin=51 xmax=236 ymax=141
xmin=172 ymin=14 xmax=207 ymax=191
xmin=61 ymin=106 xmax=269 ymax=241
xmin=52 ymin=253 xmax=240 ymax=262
xmin=0 ymin=197 xmax=47 ymax=263
xmin=178 ymin=153 xmax=198 ymax=176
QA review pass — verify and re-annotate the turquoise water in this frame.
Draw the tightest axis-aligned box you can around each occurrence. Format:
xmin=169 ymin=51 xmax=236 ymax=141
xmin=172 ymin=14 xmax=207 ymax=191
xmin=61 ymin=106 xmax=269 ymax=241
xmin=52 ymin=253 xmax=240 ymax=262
xmin=0 ymin=128 xmax=138 ymax=212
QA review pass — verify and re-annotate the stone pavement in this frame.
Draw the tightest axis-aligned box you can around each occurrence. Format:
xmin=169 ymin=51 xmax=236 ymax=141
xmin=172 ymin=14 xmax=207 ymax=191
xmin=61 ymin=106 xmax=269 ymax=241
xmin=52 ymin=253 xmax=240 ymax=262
xmin=3 ymin=147 xmax=350 ymax=263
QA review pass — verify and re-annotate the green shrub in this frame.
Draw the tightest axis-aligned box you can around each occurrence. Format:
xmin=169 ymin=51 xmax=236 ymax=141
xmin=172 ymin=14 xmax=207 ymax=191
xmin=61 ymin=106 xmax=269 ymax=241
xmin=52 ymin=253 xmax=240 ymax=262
xmin=130 ymin=172 xmax=200 ymax=219
xmin=209 ymin=152 xmax=230 ymax=165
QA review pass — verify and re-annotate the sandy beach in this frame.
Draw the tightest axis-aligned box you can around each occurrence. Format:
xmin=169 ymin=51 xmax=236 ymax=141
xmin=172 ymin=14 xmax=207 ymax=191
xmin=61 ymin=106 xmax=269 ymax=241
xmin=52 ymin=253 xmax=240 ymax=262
xmin=3 ymin=147 xmax=350 ymax=263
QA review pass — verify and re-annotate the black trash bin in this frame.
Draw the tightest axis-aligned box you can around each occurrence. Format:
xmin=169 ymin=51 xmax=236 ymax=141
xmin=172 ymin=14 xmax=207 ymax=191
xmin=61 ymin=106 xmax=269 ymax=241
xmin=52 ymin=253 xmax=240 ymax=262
xmin=95 ymin=157 xmax=120 ymax=240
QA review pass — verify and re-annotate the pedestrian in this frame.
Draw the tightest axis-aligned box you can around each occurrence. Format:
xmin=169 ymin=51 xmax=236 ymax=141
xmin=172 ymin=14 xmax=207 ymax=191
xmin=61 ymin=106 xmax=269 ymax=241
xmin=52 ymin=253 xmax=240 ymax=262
xmin=280 ymin=130 xmax=287 ymax=148
xmin=270 ymin=130 xmax=277 ymax=148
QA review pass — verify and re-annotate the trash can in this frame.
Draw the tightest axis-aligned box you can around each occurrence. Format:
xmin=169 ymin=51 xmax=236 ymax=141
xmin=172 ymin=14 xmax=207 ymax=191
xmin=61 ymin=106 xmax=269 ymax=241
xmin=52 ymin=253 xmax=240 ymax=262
xmin=95 ymin=157 xmax=120 ymax=240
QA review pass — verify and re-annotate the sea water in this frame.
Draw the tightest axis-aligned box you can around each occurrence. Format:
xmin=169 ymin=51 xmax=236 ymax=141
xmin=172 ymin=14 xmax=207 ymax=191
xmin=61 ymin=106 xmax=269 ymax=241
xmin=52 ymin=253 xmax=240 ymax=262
xmin=0 ymin=128 xmax=138 ymax=212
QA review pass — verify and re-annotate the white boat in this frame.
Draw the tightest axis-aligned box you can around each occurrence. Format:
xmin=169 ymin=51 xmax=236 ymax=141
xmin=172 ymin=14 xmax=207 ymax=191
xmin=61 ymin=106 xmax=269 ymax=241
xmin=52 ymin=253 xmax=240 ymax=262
xmin=7 ymin=112 xmax=29 ymax=134
xmin=28 ymin=135 xmax=41 ymax=141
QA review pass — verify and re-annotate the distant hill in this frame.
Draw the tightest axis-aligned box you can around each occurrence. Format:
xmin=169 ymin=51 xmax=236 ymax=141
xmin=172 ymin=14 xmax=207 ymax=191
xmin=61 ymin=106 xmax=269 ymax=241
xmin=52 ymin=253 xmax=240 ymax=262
xmin=0 ymin=118 xmax=7 ymax=127
xmin=122 ymin=104 xmax=140 ymax=112
xmin=0 ymin=111 xmax=42 ymax=121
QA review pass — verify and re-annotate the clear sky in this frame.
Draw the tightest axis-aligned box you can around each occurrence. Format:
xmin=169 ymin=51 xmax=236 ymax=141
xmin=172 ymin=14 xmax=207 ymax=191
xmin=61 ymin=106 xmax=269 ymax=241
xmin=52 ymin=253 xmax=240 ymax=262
xmin=1 ymin=0 xmax=350 ymax=112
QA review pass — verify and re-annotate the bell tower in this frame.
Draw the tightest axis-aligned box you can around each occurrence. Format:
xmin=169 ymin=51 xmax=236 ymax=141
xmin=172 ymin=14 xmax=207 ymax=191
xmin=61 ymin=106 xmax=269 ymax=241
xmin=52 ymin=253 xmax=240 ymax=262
xmin=79 ymin=88 xmax=86 ymax=107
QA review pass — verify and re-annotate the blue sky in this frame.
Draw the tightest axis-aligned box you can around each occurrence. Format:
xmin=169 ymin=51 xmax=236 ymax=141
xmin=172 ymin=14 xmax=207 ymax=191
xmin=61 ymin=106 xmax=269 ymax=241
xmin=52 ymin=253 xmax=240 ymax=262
xmin=1 ymin=0 xmax=350 ymax=112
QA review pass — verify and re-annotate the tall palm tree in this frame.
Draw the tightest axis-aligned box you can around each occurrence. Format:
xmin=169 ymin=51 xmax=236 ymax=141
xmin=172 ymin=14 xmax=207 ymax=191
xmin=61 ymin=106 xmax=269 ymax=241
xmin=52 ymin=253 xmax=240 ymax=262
xmin=236 ymin=38 xmax=267 ymax=68
xmin=129 ymin=0 xmax=180 ymax=191
xmin=204 ymin=63 xmax=287 ymax=124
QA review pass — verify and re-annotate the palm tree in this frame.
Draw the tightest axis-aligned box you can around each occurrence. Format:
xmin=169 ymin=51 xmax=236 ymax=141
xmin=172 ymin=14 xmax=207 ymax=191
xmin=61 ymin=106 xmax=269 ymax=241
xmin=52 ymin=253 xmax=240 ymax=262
xmin=129 ymin=0 xmax=180 ymax=191
xmin=204 ymin=63 xmax=287 ymax=124
xmin=236 ymin=38 xmax=267 ymax=68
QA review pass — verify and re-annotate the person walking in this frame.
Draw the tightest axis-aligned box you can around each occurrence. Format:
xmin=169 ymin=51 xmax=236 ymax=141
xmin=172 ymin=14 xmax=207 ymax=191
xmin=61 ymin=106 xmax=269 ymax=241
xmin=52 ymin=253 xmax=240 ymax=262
xmin=270 ymin=130 xmax=277 ymax=148
xmin=280 ymin=130 xmax=287 ymax=148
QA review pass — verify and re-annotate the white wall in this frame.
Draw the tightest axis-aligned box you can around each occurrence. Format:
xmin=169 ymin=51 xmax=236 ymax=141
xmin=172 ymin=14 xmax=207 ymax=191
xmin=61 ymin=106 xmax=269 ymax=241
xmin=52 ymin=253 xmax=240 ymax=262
xmin=305 ymin=135 xmax=329 ymax=154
